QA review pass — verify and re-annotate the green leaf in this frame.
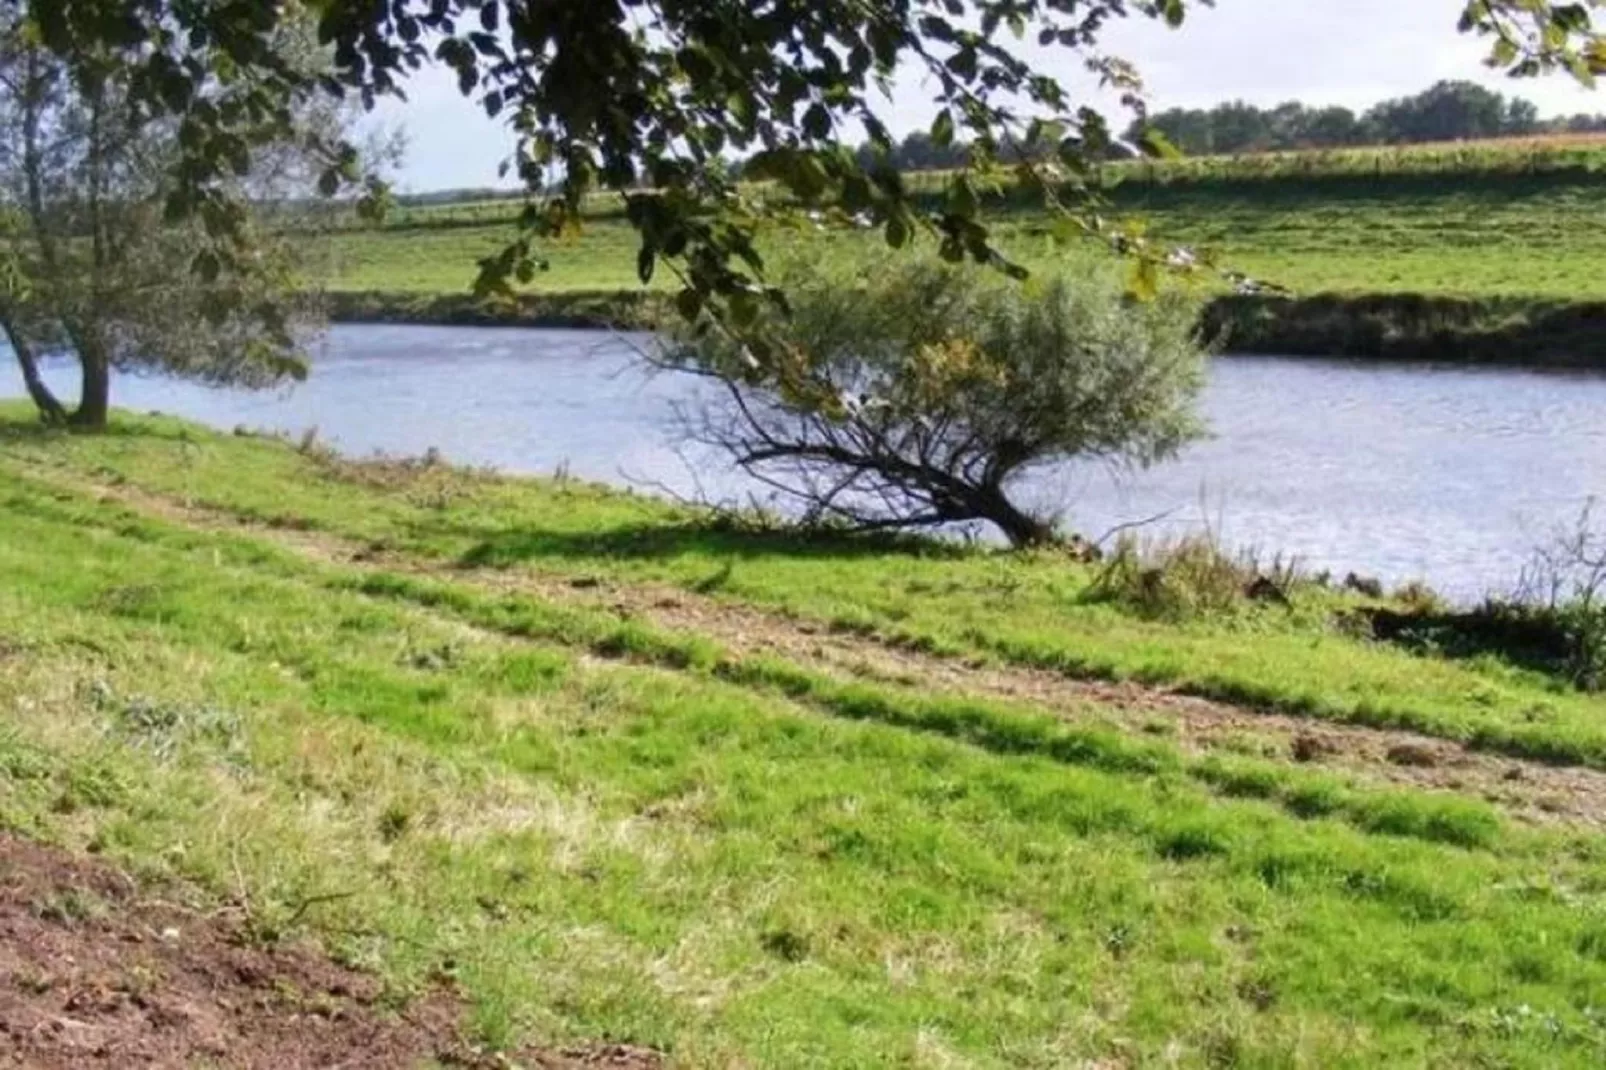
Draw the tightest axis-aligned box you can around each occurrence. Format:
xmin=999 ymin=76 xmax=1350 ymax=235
xmin=884 ymin=213 xmax=910 ymax=249
xmin=931 ymin=108 xmax=956 ymax=149
xmin=946 ymin=47 xmax=978 ymax=82
xmin=1138 ymin=127 xmax=1182 ymax=160
xmin=1127 ymin=257 xmax=1160 ymax=302
xmin=729 ymin=290 xmax=760 ymax=328
xmin=803 ymin=103 xmax=831 ymax=141
xmin=945 ymin=175 xmax=978 ymax=220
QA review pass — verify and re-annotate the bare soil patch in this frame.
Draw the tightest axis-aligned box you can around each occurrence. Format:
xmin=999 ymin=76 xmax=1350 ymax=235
xmin=0 ymin=835 xmax=661 ymax=1070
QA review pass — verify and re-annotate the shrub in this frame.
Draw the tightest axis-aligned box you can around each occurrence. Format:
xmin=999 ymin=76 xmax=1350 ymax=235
xmin=1362 ymin=502 xmax=1606 ymax=691
xmin=1512 ymin=503 xmax=1606 ymax=690
xmin=660 ymin=253 xmax=1210 ymax=547
xmin=1087 ymin=531 xmax=1303 ymax=619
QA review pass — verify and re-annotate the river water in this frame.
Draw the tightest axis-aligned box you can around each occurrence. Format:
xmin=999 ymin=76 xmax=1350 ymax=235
xmin=10 ymin=323 xmax=1606 ymax=602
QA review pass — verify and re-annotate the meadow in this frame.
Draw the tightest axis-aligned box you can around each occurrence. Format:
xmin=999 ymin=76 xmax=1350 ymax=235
xmin=9 ymin=138 xmax=1606 ymax=1066
xmin=327 ymin=175 xmax=1606 ymax=303
xmin=5 ymin=405 xmax=1606 ymax=1065
xmin=315 ymin=140 xmax=1606 ymax=365
xmin=327 ymin=139 xmax=1606 ymax=299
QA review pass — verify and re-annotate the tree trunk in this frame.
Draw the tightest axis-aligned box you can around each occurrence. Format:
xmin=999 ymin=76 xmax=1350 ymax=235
xmin=974 ymin=485 xmax=1055 ymax=549
xmin=69 ymin=343 xmax=110 ymax=430
xmin=2 ymin=315 xmax=66 ymax=424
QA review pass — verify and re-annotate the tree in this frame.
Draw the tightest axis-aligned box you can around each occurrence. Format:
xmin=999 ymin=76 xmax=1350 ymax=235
xmin=661 ymin=255 xmax=1209 ymax=547
xmin=1506 ymin=97 xmax=1542 ymax=134
xmin=1124 ymin=81 xmax=1585 ymax=159
xmin=15 ymin=1 xmax=1603 ymax=353
xmin=0 ymin=8 xmax=344 ymax=428
xmin=1299 ymin=105 xmax=1367 ymax=148
xmin=1208 ymin=100 xmax=1273 ymax=154
xmin=1365 ymin=80 xmax=1513 ymax=143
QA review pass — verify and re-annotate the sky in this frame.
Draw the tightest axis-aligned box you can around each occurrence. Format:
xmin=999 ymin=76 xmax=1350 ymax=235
xmin=371 ymin=0 xmax=1606 ymax=193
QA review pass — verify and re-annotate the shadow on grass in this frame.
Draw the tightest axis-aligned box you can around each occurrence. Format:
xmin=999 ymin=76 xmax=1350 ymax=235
xmin=0 ymin=409 xmax=206 ymax=444
xmin=1204 ymin=292 xmax=1606 ymax=368
xmin=447 ymin=517 xmax=981 ymax=570
xmin=1358 ymin=604 xmax=1586 ymax=689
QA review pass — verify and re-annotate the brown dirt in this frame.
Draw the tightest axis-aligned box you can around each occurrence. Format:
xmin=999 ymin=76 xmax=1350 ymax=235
xmin=50 ymin=472 xmax=1606 ymax=830
xmin=0 ymin=834 xmax=662 ymax=1070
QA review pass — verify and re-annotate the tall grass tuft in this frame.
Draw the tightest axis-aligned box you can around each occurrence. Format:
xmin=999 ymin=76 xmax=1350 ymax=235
xmin=1087 ymin=530 xmax=1304 ymax=620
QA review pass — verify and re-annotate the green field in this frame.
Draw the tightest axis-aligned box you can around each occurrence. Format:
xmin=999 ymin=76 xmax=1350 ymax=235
xmin=328 ymin=179 xmax=1606 ymax=302
xmin=5 ymin=406 xmax=1606 ymax=1065
xmin=327 ymin=140 xmax=1606 ymax=304
xmin=317 ymin=142 xmax=1606 ymax=365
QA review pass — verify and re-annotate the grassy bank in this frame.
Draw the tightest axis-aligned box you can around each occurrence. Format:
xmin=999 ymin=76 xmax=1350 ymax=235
xmin=326 ymin=287 xmax=1606 ymax=368
xmin=9 ymin=404 xmax=1606 ymax=769
xmin=4 ymin=407 xmax=1606 ymax=1066
xmin=320 ymin=149 xmax=1606 ymax=364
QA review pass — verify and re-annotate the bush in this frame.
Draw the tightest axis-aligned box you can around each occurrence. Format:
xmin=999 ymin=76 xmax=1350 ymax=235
xmin=1087 ymin=532 xmax=1303 ymax=619
xmin=1513 ymin=502 xmax=1606 ymax=690
xmin=1362 ymin=502 xmax=1606 ymax=691
xmin=660 ymin=253 xmax=1210 ymax=546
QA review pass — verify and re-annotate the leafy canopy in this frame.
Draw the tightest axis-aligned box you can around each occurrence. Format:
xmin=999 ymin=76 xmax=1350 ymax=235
xmin=17 ymin=1 xmax=1606 ymax=338
xmin=0 ymin=5 xmax=349 ymax=427
xmin=662 ymin=252 xmax=1209 ymax=545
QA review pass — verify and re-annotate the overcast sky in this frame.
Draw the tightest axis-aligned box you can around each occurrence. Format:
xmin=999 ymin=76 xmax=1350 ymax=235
xmin=372 ymin=0 xmax=1605 ymax=193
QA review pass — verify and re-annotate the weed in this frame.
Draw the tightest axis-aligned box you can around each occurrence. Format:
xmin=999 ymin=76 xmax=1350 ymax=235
xmin=759 ymin=928 xmax=810 ymax=963
xmin=1088 ymin=532 xmax=1304 ymax=620
xmin=101 ymin=691 xmax=246 ymax=766
xmin=378 ymin=803 xmax=412 ymax=843
xmin=34 ymin=889 xmax=106 ymax=927
xmin=1155 ymin=823 xmax=1230 ymax=861
xmin=1363 ymin=504 xmax=1606 ymax=692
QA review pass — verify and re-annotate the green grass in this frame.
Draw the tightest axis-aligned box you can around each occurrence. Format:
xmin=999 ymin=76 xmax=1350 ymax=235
xmin=6 ymin=405 xmax=1606 ymax=773
xmin=304 ymin=134 xmax=1606 ymax=369
xmin=4 ymin=409 xmax=1606 ymax=1066
xmin=323 ymin=147 xmax=1606 ymax=305
xmin=318 ymin=160 xmax=1606 ymax=364
xmin=1114 ymin=174 xmax=1606 ymax=299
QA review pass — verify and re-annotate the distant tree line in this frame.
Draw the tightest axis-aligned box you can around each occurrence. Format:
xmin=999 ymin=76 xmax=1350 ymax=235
xmin=837 ymin=81 xmax=1606 ymax=176
xmin=1127 ymin=80 xmax=1606 ymax=157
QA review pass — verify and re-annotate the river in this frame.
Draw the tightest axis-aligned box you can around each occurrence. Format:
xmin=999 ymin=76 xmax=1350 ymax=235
xmin=10 ymin=323 xmax=1606 ymax=602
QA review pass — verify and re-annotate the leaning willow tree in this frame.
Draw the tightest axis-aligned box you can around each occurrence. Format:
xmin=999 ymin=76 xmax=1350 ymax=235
xmin=0 ymin=7 xmax=353 ymax=428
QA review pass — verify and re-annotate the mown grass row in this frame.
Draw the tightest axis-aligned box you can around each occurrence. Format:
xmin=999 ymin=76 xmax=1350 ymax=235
xmin=324 ymin=172 xmax=1606 ymax=301
xmin=0 ymin=470 xmax=1508 ymax=850
xmin=3 ymin=426 xmax=1606 ymax=1066
xmin=342 ymin=136 xmax=1606 ymax=234
xmin=7 ymin=407 xmax=1606 ymax=772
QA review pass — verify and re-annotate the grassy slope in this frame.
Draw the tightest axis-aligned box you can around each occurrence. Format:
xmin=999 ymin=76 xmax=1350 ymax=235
xmin=9 ymin=408 xmax=1606 ymax=1067
xmin=1113 ymin=175 xmax=1606 ymax=298
xmin=7 ymin=404 xmax=1604 ymax=770
xmin=327 ymin=165 xmax=1606 ymax=303
xmin=6 ymin=411 xmax=1606 ymax=1067
xmin=323 ymin=159 xmax=1606 ymax=363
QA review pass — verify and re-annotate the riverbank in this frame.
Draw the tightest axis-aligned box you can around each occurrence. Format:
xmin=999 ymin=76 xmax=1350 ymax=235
xmin=3 ymin=405 xmax=1606 ymax=1065
xmin=327 ymin=288 xmax=1606 ymax=368
xmin=320 ymin=150 xmax=1606 ymax=367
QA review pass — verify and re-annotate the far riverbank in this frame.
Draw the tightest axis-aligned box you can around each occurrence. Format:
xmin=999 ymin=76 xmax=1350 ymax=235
xmin=326 ymin=289 xmax=1606 ymax=369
